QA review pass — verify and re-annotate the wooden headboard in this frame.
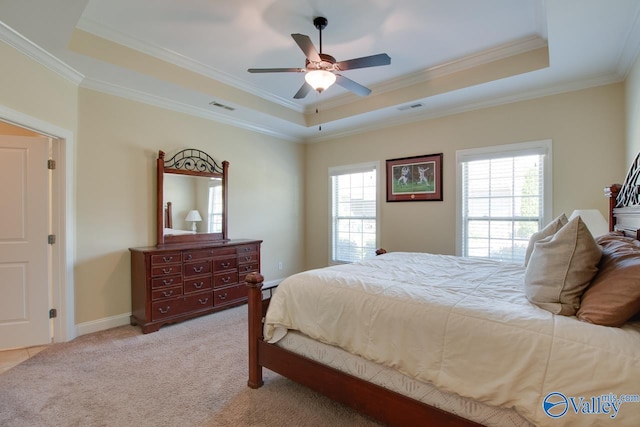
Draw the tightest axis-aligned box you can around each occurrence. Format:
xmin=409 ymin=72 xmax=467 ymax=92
xmin=606 ymin=184 xmax=640 ymax=239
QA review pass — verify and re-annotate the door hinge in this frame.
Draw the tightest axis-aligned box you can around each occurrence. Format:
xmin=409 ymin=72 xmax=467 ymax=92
xmin=49 ymin=308 xmax=57 ymax=319
xmin=48 ymin=234 xmax=56 ymax=244
xmin=47 ymin=159 xmax=56 ymax=170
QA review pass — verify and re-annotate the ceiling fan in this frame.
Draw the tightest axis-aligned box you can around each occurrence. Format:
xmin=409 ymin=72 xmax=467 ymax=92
xmin=248 ymin=17 xmax=391 ymax=99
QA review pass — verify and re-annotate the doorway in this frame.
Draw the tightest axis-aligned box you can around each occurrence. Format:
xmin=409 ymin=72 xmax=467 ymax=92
xmin=0 ymin=107 xmax=75 ymax=350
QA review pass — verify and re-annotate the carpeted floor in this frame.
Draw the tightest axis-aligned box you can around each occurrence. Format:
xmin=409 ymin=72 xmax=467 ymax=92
xmin=0 ymin=305 xmax=381 ymax=426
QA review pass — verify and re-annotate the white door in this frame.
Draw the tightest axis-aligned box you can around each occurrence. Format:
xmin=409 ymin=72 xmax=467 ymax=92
xmin=0 ymin=136 xmax=51 ymax=349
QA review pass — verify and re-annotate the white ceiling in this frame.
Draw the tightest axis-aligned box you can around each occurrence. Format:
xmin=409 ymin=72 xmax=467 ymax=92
xmin=1 ymin=0 xmax=640 ymax=142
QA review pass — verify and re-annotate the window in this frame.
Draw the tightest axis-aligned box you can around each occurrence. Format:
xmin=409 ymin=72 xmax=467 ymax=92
xmin=456 ymin=140 xmax=552 ymax=263
xmin=329 ymin=162 xmax=379 ymax=264
xmin=207 ymin=179 xmax=223 ymax=233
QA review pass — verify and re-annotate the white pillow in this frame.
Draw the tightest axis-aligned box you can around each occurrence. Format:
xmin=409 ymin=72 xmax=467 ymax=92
xmin=524 ymin=216 xmax=602 ymax=315
xmin=524 ymin=213 xmax=568 ymax=266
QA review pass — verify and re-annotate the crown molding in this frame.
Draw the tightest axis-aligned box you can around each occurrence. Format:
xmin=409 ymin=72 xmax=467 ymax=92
xmin=75 ymin=17 xmax=303 ymax=113
xmin=80 ymin=77 xmax=301 ymax=143
xmin=305 ymin=72 xmax=622 ymax=144
xmin=0 ymin=21 xmax=84 ymax=85
xmin=311 ymin=35 xmax=548 ymax=113
xmin=616 ymin=1 xmax=640 ymax=78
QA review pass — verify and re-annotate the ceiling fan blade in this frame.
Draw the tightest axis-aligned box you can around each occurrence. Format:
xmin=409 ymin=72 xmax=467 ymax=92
xmin=293 ymin=82 xmax=312 ymax=99
xmin=335 ymin=53 xmax=391 ymax=71
xmin=247 ymin=68 xmax=305 ymax=73
xmin=335 ymin=74 xmax=372 ymax=97
xmin=291 ymin=33 xmax=321 ymax=62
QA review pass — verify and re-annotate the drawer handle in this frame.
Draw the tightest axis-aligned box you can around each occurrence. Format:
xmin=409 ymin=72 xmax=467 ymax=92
xmin=158 ymin=306 xmax=171 ymax=314
xmin=244 ymin=256 xmax=252 ymax=262
xmin=243 ymin=265 xmax=251 ymax=272
xmin=218 ymin=293 xmax=227 ymax=301
xmin=193 ymin=281 xmax=204 ymax=289
xmin=185 ymin=254 xmax=193 ymax=260
xmin=162 ymin=290 xmax=174 ymax=297
xmin=198 ymin=298 xmax=209 ymax=305
xmin=162 ymin=256 xmax=173 ymax=263
xmin=162 ymin=267 xmax=173 ymax=274
xmin=244 ymin=247 xmax=251 ymax=252
xmin=221 ymin=262 xmax=231 ymax=268
xmin=222 ymin=276 xmax=230 ymax=283
xmin=193 ymin=266 xmax=204 ymax=273
xmin=162 ymin=278 xmax=174 ymax=286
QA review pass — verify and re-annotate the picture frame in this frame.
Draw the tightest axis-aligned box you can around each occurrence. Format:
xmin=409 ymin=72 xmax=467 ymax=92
xmin=386 ymin=153 xmax=443 ymax=202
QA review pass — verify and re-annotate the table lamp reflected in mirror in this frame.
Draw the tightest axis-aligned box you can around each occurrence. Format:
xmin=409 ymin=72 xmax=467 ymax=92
xmin=185 ymin=209 xmax=202 ymax=232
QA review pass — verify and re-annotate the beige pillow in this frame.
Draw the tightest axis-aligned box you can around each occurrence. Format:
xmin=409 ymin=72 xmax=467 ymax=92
xmin=524 ymin=216 xmax=602 ymax=315
xmin=524 ymin=214 xmax=568 ymax=266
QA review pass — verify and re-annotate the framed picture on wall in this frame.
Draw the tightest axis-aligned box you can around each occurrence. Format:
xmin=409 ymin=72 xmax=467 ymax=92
xmin=386 ymin=153 xmax=443 ymax=202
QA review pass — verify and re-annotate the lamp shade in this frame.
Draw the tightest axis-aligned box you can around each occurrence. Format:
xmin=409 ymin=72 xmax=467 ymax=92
xmin=305 ymin=70 xmax=336 ymax=92
xmin=185 ymin=210 xmax=202 ymax=222
xmin=569 ymin=209 xmax=608 ymax=237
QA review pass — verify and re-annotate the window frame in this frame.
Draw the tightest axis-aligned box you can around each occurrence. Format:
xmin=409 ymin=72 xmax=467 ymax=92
xmin=455 ymin=140 xmax=552 ymax=261
xmin=328 ymin=161 xmax=381 ymax=265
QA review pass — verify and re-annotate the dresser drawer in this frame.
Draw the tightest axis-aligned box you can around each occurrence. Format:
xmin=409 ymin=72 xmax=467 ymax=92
xmin=183 ymin=248 xmax=215 ymax=262
xmin=238 ymin=262 xmax=259 ymax=275
xmin=151 ymin=275 xmax=182 ymax=289
xmin=236 ymin=244 xmax=259 ymax=255
xmin=151 ymin=285 xmax=182 ymax=301
xmin=151 ymin=264 xmax=182 ymax=278
xmin=238 ymin=253 xmax=258 ymax=264
xmin=151 ymin=297 xmax=181 ymax=321
xmin=184 ymin=276 xmax=213 ymax=294
xmin=150 ymin=252 xmax=182 ymax=265
xmin=213 ymin=256 xmax=237 ymax=272
xmin=182 ymin=291 xmax=214 ymax=312
xmin=151 ymin=291 xmax=213 ymax=321
xmin=183 ymin=260 xmax=211 ymax=277
xmin=214 ymin=284 xmax=247 ymax=307
xmin=213 ymin=271 xmax=238 ymax=288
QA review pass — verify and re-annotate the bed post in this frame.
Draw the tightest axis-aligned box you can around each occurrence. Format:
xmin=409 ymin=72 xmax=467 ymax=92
xmin=245 ymin=272 xmax=265 ymax=389
xmin=605 ymin=184 xmax=622 ymax=231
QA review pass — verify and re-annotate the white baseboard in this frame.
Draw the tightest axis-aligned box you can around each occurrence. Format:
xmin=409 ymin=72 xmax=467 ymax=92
xmin=75 ymin=312 xmax=131 ymax=337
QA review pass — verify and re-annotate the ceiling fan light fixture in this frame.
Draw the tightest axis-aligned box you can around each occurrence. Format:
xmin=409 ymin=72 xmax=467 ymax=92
xmin=305 ymin=69 xmax=336 ymax=92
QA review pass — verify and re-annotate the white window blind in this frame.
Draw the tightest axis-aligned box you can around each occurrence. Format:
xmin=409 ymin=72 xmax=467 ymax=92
xmin=329 ymin=163 xmax=378 ymax=264
xmin=457 ymin=141 xmax=551 ymax=263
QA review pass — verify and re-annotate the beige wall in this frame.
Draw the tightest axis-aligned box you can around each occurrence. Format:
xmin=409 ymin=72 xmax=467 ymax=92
xmin=626 ymin=55 xmax=640 ymax=165
xmin=1 ymin=38 xmax=304 ymax=326
xmin=304 ymin=84 xmax=626 ymax=269
xmin=0 ymin=41 xmax=78 ymax=131
xmin=75 ymin=89 xmax=304 ymax=323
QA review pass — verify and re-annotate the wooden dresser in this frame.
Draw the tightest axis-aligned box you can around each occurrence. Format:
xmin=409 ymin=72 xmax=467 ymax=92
xmin=129 ymin=239 xmax=261 ymax=333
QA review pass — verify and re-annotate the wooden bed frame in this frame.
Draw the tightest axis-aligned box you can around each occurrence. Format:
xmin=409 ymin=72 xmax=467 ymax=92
xmin=245 ymin=184 xmax=635 ymax=426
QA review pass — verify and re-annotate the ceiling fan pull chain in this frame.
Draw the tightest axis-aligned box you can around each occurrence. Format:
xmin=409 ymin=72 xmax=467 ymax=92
xmin=316 ymin=96 xmax=322 ymax=131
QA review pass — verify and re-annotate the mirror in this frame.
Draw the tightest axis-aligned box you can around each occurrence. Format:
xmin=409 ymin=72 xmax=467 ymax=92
xmin=156 ymin=149 xmax=228 ymax=245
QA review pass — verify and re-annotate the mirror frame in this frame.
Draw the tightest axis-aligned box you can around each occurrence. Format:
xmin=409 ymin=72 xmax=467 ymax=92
xmin=156 ymin=149 xmax=228 ymax=245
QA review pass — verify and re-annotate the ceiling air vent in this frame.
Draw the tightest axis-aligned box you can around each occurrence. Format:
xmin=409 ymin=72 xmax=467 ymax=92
xmin=209 ymin=101 xmax=235 ymax=111
xmin=398 ymin=103 xmax=424 ymax=111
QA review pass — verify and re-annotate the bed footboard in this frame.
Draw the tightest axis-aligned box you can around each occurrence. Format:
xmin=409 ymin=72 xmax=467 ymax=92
xmin=246 ymin=272 xmax=266 ymax=389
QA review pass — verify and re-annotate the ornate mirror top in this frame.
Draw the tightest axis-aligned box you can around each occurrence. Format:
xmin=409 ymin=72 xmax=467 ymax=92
xmin=157 ymin=148 xmax=228 ymax=246
xmin=161 ymin=148 xmax=224 ymax=176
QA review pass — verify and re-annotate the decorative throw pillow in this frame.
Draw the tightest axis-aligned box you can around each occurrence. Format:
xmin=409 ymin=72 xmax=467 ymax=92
xmin=577 ymin=233 xmax=640 ymax=327
xmin=524 ymin=213 xmax=568 ymax=266
xmin=524 ymin=216 xmax=602 ymax=315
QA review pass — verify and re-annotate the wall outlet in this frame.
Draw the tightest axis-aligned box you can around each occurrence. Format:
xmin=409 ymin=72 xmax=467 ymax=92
xmin=278 ymin=261 xmax=283 ymax=270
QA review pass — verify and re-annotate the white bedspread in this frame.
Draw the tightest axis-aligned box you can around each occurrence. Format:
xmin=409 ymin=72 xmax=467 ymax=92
xmin=264 ymin=252 xmax=640 ymax=426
